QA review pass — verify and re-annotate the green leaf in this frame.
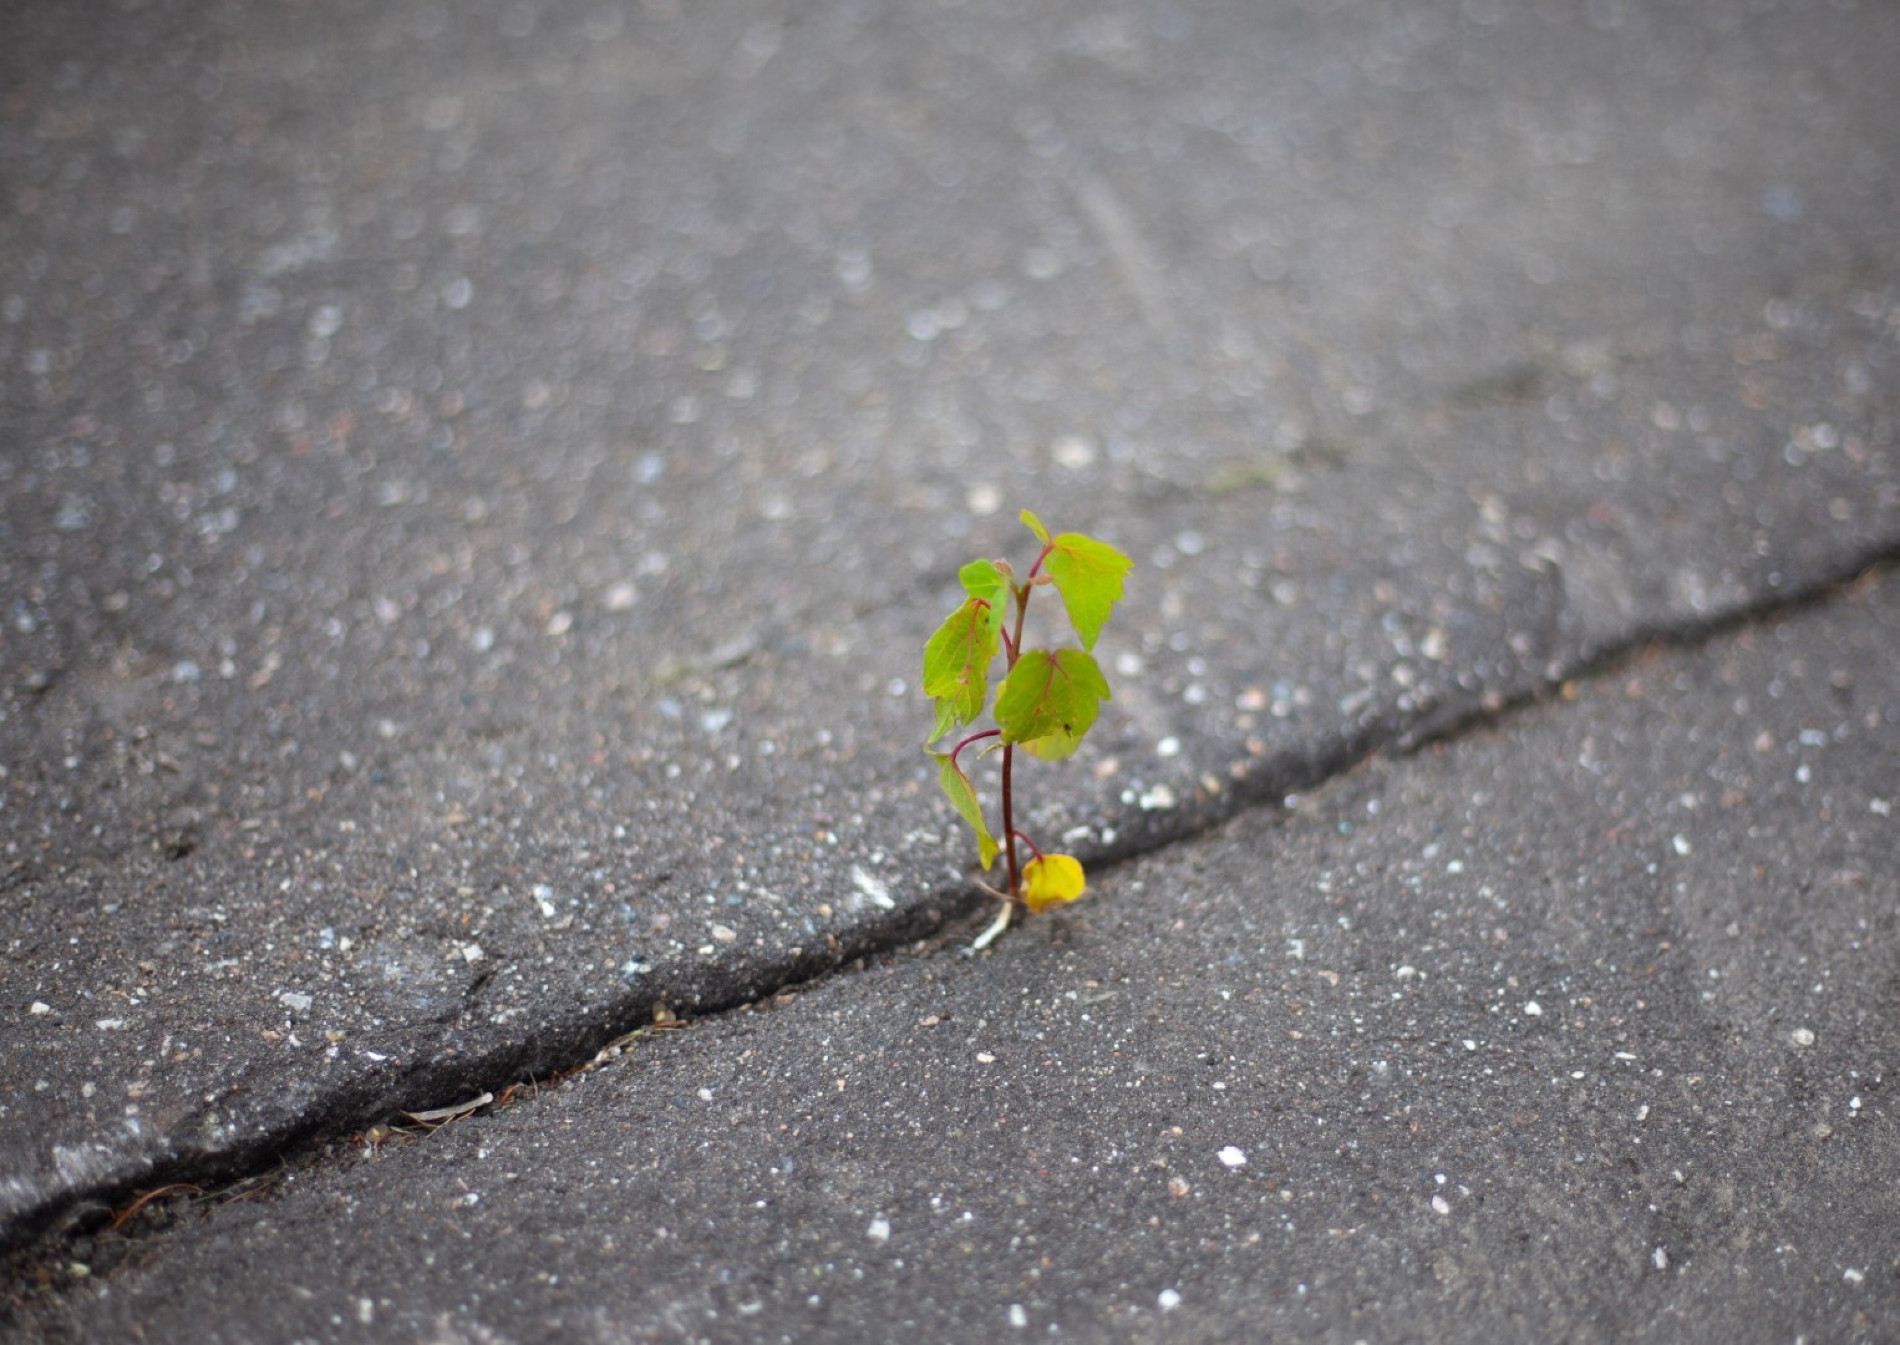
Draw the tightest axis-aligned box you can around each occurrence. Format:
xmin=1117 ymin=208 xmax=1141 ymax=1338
xmin=1042 ymin=531 xmax=1132 ymax=651
xmin=922 ymin=596 xmax=1000 ymax=736
xmin=926 ymin=697 xmax=960 ymax=747
xmin=994 ymin=648 xmax=1110 ymax=746
xmin=932 ymin=751 xmax=999 ymax=870
xmin=1020 ymin=509 xmax=1049 ymax=543
xmin=959 ymin=558 xmax=1008 ymax=610
xmin=1019 ymin=727 xmax=1084 ymax=761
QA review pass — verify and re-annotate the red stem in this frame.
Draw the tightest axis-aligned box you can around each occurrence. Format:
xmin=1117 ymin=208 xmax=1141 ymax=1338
xmin=1001 ymin=743 xmax=1018 ymax=900
xmin=1000 ymin=573 xmax=1036 ymax=900
xmin=949 ymin=728 xmax=1000 ymax=765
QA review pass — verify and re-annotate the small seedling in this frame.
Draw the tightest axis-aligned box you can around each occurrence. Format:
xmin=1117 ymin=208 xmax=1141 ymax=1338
xmin=923 ymin=509 xmax=1132 ymax=948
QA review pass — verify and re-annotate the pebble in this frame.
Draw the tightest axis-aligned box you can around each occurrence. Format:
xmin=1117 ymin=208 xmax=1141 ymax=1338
xmin=851 ymin=866 xmax=894 ymax=910
xmin=1138 ymin=784 xmax=1177 ymax=811
xmin=1051 ymin=435 xmax=1096 ymax=468
xmin=1217 ymin=1146 xmax=1247 ymax=1168
xmin=1789 ymin=1028 xmax=1815 ymax=1047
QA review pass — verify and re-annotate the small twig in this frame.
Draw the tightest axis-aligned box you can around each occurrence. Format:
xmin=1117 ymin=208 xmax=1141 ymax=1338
xmin=399 ymin=1092 xmax=493 ymax=1127
xmin=107 ymin=1183 xmax=202 ymax=1232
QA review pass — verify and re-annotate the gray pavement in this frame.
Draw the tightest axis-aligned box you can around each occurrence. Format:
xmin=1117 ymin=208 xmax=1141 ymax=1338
xmin=2 ymin=0 xmax=1897 ymax=1337
xmin=23 ymin=562 xmax=1900 ymax=1343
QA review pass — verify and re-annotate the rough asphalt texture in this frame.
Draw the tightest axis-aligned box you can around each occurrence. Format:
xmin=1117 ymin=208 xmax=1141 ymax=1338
xmin=2 ymin=0 xmax=1896 ymax=1338
xmin=26 ymin=571 xmax=1900 ymax=1342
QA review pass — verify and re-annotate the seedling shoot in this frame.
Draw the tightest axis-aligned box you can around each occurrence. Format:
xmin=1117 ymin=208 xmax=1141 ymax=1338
xmin=922 ymin=510 xmax=1132 ymax=947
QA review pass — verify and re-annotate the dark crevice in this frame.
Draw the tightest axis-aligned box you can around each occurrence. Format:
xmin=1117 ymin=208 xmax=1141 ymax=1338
xmin=3 ymin=546 xmax=1896 ymax=1275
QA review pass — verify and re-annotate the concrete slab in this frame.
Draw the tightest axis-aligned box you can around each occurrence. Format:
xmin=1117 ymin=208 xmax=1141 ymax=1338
xmin=4 ymin=0 xmax=1898 ymax=1240
xmin=14 ymin=553 xmax=1896 ymax=1342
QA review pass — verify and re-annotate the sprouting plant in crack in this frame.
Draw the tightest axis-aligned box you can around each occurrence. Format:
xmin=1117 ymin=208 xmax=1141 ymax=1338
xmin=923 ymin=509 xmax=1132 ymax=949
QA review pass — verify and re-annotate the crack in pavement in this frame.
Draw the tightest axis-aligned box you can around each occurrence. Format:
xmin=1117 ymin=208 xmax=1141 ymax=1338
xmin=5 ymin=541 xmax=1898 ymax=1268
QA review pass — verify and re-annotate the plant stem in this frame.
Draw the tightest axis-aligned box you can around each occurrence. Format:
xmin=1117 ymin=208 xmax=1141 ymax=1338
xmin=949 ymin=728 xmax=1000 ymax=765
xmin=1001 ymin=742 xmax=1018 ymax=901
xmin=969 ymin=898 xmax=1012 ymax=951
xmin=1000 ymin=575 xmax=1035 ymax=901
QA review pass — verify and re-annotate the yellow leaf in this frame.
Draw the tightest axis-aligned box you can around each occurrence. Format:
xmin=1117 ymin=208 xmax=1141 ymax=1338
xmin=1020 ymin=854 xmax=1086 ymax=913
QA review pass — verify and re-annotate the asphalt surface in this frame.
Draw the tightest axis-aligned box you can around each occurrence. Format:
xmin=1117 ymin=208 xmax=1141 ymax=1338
xmin=22 ymin=563 xmax=1900 ymax=1343
xmin=2 ymin=0 xmax=1897 ymax=1338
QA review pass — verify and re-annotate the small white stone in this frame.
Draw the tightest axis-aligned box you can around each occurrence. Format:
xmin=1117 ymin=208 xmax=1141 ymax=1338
xmin=1672 ymin=834 xmax=1691 ymax=856
xmin=1789 ymin=1028 xmax=1815 ymax=1047
xmin=29 ymin=1002 xmax=50 ymax=1016
xmin=1652 ymin=1247 xmax=1668 ymax=1271
xmin=1051 ymin=435 xmax=1096 ymax=469
xmin=1008 ymin=1304 xmax=1028 ymax=1328
xmin=851 ymin=865 xmax=894 ymax=910
xmin=1217 ymin=1146 xmax=1247 ymax=1169
xmin=867 ymin=1217 xmax=891 ymax=1243
xmin=1138 ymin=784 xmax=1176 ymax=811
xmin=1157 ymin=1289 xmax=1182 ymax=1311
xmin=710 ymin=924 xmax=738 ymax=943
xmin=1523 ymin=1000 xmax=1543 ymax=1017
xmin=1431 ymin=1195 xmax=1451 ymax=1215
